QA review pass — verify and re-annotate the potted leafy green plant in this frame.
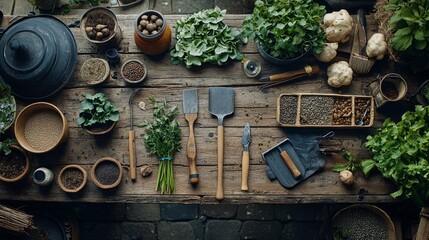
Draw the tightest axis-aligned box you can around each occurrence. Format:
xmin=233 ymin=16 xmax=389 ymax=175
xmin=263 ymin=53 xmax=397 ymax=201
xmin=241 ymin=0 xmax=326 ymax=65
xmin=77 ymin=92 xmax=120 ymax=135
xmin=140 ymin=98 xmax=181 ymax=194
xmin=374 ymin=0 xmax=429 ymax=72
xmin=0 ymin=83 xmax=16 ymax=134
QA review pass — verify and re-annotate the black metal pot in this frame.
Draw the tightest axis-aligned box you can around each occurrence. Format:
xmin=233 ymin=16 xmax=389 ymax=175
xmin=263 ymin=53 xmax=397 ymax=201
xmin=0 ymin=15 xmax=77 ymax=101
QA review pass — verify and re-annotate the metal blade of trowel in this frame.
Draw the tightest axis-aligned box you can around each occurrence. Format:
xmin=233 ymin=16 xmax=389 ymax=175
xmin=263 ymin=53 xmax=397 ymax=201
xmin=208 ymin=87 xmax=235 ymax=201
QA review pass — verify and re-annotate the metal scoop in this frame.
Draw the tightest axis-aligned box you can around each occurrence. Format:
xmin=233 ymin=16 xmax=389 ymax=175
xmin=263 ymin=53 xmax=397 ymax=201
xmin=356 ymin=108 xmax=369 ymax=126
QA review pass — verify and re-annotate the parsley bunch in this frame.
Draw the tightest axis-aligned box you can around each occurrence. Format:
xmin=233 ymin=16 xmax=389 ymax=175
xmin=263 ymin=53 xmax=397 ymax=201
xmin=364 ymin=105 xmax=429 ymax=206
xmin=141 ymin=98 xmax=181 ymax=194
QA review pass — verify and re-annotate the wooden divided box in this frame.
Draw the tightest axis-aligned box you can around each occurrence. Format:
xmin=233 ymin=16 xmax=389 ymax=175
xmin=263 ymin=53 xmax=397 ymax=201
xmin=277 ymin=93 xmax=374 ymax=127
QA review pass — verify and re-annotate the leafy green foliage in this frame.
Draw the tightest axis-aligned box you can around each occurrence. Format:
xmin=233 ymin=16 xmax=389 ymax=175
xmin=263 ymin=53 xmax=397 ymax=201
xmin=422 ymin=84 xmax=429 ymax=102
xmin=241 ymin=0 xmax=326 ymax=59
xmin=364 ymin=105 xmax=429 ymax=206
xmin=332 ymin=150 xmax=359 ymax=172
xmin=0 ymin=138 xmax=16 ymax=156
xmin=170 ymin=7 xmax=244 ymax=68
xmin=0 ymin=83 xmax=15 ymax=134
xmin=333 ymin=228 xmax=349 ymax=240
xmin=77 ymin=93 xmax=120 ymax=127
xmin=140 ymin=98 xmax=182 ymax=194
xmin=385 ymin=0 xmax=429 ymax=56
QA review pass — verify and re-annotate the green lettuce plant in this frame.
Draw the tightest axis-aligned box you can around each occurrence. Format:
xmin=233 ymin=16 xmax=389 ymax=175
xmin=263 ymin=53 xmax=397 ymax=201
xmin=241 ymin=0 xmax=326 ymax=60
xmin=170 ymin=7 xmax=244 ymax=68
xmin=363 ymin=105 xmax=429 ymax=206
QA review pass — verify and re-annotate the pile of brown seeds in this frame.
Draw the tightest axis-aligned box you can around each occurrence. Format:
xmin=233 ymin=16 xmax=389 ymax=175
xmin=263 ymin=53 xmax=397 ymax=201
xmin=279 ymin=95 xmax=298 ymax=125
xmin=300 ymin=96 xmax=333 ymax=125
xmin=61 ymin=168 xmax=84 ymax=190
xmin=332 ymin=98 xmax=352 ymax=125
xmin=0 ymin=151 xmax=25 ymax=179
xmin=355 ymin=98 xmax=371 ymax=125
xmin=122 ymin=61 xmax=145 ymax=82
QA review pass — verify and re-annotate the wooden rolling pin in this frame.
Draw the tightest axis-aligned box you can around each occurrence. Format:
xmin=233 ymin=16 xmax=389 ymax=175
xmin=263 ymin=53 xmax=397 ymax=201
xmin=277 ymin=147 xmax=302 ymax=179
xmin=259 ymin=65 xmax=319 ymax=82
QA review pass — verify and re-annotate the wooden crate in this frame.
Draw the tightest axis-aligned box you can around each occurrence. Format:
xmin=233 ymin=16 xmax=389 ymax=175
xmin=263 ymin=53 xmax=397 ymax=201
xmin=276 ymin=93 xmax=374 ymax=127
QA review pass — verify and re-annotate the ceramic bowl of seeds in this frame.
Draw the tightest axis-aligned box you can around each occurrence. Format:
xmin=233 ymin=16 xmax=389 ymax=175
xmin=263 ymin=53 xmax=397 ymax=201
xmin=58 ymin=165 xmax=87 ymax=193
xmin=331 ymin=204 xmax=395 ymax=240
xmin=90 ymin=157 xmax=123 ymax=189
xmin=121 ymin=59 xmax=147 ymax=84
xmin=81 ymin=58 xmax=110 ymax=85
xmin=14 ymin=102 xmax=69 ymax=154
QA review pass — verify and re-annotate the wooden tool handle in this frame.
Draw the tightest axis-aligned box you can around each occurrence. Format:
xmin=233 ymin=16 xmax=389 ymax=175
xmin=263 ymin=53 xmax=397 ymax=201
xmin=269 ymin=65 xmax=319 ymax=81
xmin=186 ymin=114 xmax=199 ymax=184
xmin=280 ymin=150 xmax=302 ymax=179
xmin=128 ymin=130 xmax=137 ymax=181
xmin=216 ymin=125 xmax=224 ymax=201
xmin=241 ymin=151 xmax=249 ymax=191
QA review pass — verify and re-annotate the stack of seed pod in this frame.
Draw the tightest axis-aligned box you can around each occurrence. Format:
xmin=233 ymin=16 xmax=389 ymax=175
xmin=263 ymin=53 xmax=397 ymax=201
xmin=85 ymin=24 xmax=111 ymax=41
xmin=138 ymin=14 xmax=163 ymax=35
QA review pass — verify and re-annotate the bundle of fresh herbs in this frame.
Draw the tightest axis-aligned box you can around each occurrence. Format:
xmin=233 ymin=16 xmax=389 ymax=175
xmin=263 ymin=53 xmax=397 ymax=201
xmin=363 ymin=105 xmax=429 ymax=206
xmin=140 ymin=98 xmax=181 ymax=194
xmin=77 ymin=92 xmax=120 ymax=127
xmin=170 ymin=7 xmax=244 ymax=68
xmin=241 ymin=0 xmax=326 ymax=60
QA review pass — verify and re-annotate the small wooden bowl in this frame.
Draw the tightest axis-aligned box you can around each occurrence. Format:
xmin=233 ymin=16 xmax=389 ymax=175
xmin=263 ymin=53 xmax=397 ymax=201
xmin=121 ymin=59 xmax=147 ymax=84
xmin=14 ymin=102 xmax=69 ymax=154
xmin=57 ymin=165 xmax=87 ymax=193
xmin=81 ymin=58 xmax=110 ymax=85
xmin=90 ymin=157 xmax=122 ymax=189
xmin=0 ymin=145 xmax=30 ymax=183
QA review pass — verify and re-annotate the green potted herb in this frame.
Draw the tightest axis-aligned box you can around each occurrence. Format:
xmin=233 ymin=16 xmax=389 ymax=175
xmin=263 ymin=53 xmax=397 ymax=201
xmin=0 ymin=83 xmax=16 ymax=134
xmin=170 ymin=7 xmax=244 ymax=68
xmin=140 ymin=98 xmax=181 ymax=194
xmin=77 ymin=92 xmax=120 ymax=135
xmin=375 ymin=0 xmax=429 ymax=72
xmin=363 ymin=105 xmax=429 ymax=206
xmin=241 ymin=0 xmax=326 ymax=65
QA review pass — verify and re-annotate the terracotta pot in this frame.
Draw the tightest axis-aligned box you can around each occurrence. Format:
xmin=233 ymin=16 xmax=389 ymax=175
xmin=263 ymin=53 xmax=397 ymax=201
xmin=81 ymin=58 xmax=110 ymax=85
xmin=14 ymin=102 xmax=69 ymax=154
xmin=82 ymin=121 xmax=117 ymax=135
xmin=90 ymin=157 xmax=122 ymax=189
xmin=134 ymin=10 xmax=171 ymax=56
xmin=121 ymin=59 xmax=147 ymax=84
xmin=80 ymin=7 xmax=122 ymax=49
xmin=0 ymin=145 xmax=30 ymax=183
xmin=57 ymin=165 xmax=87 ymax=193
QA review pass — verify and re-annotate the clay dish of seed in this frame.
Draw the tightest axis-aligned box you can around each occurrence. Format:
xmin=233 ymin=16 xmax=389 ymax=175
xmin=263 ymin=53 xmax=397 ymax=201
xmin=121 ymin=59 xmax=147 ymax=84
xmin=0 ymin=145 xmax=30 ymax=183
xmin=81 ymin=58 xmax=110 ymax=85
xmin=90 ymin=157 xmax=123 ymax=189
xmin=14 ymin=102 xmax=69 ymax=154
xmin=58 ymin=165 xmax=87 ymax=193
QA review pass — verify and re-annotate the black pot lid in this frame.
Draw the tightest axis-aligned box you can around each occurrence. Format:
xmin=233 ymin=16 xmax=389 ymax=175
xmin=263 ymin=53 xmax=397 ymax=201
xmin=0 ymin=15 xmax=77 ymax=101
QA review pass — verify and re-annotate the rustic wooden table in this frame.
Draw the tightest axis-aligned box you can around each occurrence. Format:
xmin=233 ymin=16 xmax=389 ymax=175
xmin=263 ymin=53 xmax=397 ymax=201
xmin=0 ymin=14 xmax=423 ymax=204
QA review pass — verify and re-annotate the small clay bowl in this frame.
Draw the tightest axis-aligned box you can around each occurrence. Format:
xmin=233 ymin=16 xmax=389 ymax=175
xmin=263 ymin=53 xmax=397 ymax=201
xmin=90 ymin=157 xmax=123 ymax=189
xmin=121 ymin=59 xmax=147 ymax=84
xmin=58 ymin=165 xmax=87 ymax=193
xmin=0 ymin=145 xmax=30 ymax=183
xmin=81 ymin=58 xmax=110 ymax=85
xmin=82 ymin=121 xmax=117 ymax=135
xmin=14 ymin=102 xmax=69 ymax=154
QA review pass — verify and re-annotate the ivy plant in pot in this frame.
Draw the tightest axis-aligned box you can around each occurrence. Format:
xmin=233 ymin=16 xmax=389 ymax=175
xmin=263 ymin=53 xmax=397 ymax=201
xmin=241 ymin=0 xmax=326 ymax=66
xmin=77 ymin=92 xmax=120 ymax=135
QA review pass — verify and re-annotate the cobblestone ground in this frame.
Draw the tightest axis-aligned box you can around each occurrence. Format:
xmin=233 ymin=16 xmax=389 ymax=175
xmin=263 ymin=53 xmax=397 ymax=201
xmin=0 ymin=201 xmax=419 ymax=240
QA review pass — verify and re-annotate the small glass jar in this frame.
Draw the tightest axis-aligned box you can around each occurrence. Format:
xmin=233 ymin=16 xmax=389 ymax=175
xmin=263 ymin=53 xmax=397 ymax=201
xmin=134 ymin=10 xmax=171 ymax=56
xmin=33 ymin=167 xmax=54 ymax=186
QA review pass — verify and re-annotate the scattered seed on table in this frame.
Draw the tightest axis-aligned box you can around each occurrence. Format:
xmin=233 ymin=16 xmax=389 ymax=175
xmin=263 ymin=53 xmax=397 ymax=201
xmin=24 ymin=109 xmax=63 ymax=151
xmin=279 ymin=95 xmax=298 ymax=125
xmin=300 ymin=96 xmax=333 ymax=125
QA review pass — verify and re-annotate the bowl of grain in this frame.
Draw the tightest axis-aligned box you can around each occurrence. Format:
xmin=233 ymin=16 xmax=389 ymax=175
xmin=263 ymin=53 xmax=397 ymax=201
xmin=14 ymin=102 xmax=69 ymax=154
xmin=90 ymin=157 xmax=123 ymax=189
xmin=121 ymin=59 xmax=147 ymax=84
xmin=58 ymin=165 xmax=87 ymax=193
